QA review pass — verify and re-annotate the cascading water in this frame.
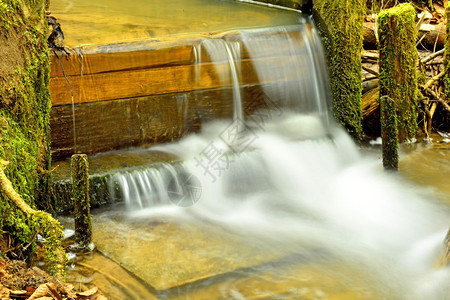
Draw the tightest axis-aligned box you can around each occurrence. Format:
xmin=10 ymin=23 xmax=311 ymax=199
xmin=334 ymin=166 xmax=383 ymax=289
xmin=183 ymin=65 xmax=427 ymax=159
xmin=107 ymin=21 xmax=449 ymax=299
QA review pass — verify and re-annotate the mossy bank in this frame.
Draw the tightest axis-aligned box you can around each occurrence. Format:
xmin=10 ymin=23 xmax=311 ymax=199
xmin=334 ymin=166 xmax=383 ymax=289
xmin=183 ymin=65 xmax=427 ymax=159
xmin=0 ymin=0 xmax=64 ymax=277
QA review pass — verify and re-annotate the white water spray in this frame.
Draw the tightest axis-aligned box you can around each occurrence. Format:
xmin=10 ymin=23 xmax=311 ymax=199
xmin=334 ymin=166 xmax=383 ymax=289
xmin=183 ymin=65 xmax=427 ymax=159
xmin=108 ymin=23 xmax=449 ymax=299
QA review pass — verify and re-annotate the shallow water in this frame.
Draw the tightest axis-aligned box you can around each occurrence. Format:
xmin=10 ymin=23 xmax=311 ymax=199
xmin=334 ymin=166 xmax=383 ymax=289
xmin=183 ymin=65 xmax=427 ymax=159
xmin=400 ymin=138 xmax=450 ymax=205
xmin=64 ymin=121 xmax=450 ymax=300
xmin=50 ymin=0 xmax=301 ymax=47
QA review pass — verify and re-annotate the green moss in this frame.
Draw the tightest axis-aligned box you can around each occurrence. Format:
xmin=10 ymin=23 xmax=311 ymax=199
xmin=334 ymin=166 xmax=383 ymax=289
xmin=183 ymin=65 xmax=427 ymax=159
xmin=377 ymin=3 xmax=418 ymax=143
xmin=0 ymin=0 xmax=61 ymax=276
xmin=366 ymin=0 xmax=432 ymax=13
xmin=313 ymin=0 xmax=364 ymax=140
xmin=71 ymin=154 xmax=92 ymax=247
xmin=31 ymin=210 xmax=66 ymax=279
xmin=444 ymin=2 xmax=450 ymax=99
xmin=380 ymin=96 xmax=398 ymax=170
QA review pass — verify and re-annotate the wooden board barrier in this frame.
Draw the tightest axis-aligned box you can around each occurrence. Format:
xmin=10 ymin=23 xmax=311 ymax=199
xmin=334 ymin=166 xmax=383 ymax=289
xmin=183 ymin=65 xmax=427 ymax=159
xmin=50 ymin=85 xmax=272 ymax=158
xmin=50 ymin=56 xmax=301 ymax=106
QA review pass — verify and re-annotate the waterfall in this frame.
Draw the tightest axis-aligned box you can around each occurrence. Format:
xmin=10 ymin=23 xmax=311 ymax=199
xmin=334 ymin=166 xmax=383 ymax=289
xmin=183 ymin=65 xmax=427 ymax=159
xmin=107 ymin=22 xmax=449 ymax=299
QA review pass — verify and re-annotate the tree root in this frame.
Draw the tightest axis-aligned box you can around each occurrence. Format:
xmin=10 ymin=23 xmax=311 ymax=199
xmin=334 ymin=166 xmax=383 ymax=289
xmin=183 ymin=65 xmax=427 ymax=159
xmin=0 ymin=159 xmax=67 ymax=280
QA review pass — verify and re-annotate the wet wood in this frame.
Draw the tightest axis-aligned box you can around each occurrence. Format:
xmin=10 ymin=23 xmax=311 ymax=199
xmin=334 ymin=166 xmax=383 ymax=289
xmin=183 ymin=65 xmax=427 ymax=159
xmin=50 ymin=85 xmax=272 ymax=158
xmin=50 ymin=56 xmax=300 ymax=106
xmin=363 ymin=21 xmax=445 ymax=50
xmin=71 ymin=154 xmax=92 ymax=248
xmin=50 ymin=29 xmax=305 ymax=78
xmin=50 ymin=45 xmax=195 ymax=77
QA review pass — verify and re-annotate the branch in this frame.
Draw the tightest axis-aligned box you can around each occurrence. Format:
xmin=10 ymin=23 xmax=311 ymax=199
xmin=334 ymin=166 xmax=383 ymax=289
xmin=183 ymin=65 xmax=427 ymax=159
xmin=0 ymin=159 xmax=67 ymax=279
xmin=362 ymin=65 xmax=379 ymax=77
xmin=0 ymin=160 xmax=34 ymax=215
xmin=422 ymin=70 xmax=445 ymax=90
xmin=421 ymin=48 xmax=445 ymax=64
xmin=438 ymin=99 xmax=450 ymax=112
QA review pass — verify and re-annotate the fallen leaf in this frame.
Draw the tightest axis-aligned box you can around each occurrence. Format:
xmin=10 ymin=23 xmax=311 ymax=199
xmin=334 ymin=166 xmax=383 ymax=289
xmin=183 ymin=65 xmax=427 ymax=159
xmin=26 ymin=286 xmax=36 ymax=296
xmin=47 ymin=283 xmax=62 ymax=300
xmin=94 ymin=294 xmax=108 ymax=300
xmin=76 ymin=286 xmax=98 ymax=297
xmin=0 ymin=283 xmax=11 ymax=300
xmin=28 ymin=283 xmax=57 ymax=300
xmin=9 ymin=290 xmax=26 ymax=296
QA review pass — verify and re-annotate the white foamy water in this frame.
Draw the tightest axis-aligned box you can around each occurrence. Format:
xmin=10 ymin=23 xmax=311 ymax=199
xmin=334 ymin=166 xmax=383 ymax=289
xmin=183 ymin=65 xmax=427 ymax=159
xmin=107 ymin=23 xmax=449 ymax=299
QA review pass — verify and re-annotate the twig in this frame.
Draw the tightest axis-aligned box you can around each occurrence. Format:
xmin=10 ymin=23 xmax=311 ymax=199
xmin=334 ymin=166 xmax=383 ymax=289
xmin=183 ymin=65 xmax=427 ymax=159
xmin=421 ymin=48 xmax=445 ymax=64
xmin=422 ymin=70 xmax=445 ymax=90
xmin=362 ymin=65 xmax=379 ymax=77
xmin=438 ymin=99 xmax=450 ymax=111
xmin=421 ymin=85 xmax=439 ymax=99
xmin=362 ymin=50 xmax=379 ymax=60
xmin=0 ymin=159 xmax=66 ymax=279
xmin=416 ymin=12 xmax=426 ymax=32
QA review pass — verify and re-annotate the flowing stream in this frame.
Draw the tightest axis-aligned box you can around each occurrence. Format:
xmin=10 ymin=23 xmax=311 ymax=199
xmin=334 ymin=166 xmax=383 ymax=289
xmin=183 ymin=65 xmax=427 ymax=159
xmin=57 ymin=11 xmax=450 ymax=299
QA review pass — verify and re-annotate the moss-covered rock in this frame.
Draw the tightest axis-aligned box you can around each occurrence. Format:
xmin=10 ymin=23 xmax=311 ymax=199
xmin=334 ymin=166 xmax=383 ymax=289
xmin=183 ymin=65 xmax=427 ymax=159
xmin=0 ymin=0 xmax=61 ymax=275
xmin=378 ymin=3 xmax=418 ymax=143
xmin=312 ymin=0 xmax=364 ymax=140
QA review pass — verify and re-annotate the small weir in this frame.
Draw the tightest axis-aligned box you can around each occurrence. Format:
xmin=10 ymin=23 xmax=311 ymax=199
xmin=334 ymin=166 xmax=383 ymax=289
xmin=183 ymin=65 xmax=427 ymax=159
xmin=49 ymin=1 xmax=450 ymax=299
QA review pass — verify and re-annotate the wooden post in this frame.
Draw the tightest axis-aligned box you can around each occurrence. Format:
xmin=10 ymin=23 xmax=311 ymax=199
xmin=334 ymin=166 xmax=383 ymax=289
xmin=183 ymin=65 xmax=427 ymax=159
xmin=380 ymin=96 xmax=398 ymax=170
xmin=313 ymin=0 xmax=364 ymax=140
xmin=378 ymin=3 xmax=418 ymax=144
xmin=444 ymin=2 xmax=450 ymax=99
xmin=71 ymin=154 xmax=92 ymax=248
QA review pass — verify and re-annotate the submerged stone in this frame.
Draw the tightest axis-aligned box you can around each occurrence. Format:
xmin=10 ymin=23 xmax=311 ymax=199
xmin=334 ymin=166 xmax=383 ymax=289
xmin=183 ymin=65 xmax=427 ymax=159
xmin=91 ymin=215 xmax=284 ymax=290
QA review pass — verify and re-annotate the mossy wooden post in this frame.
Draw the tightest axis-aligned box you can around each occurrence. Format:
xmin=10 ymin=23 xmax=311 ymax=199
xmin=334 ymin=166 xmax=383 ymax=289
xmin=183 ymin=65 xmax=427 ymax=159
xmin=312 ymin=0 xmax=364 ymax=140
xmin=71 ymin=154 xmax=92 ymax=247
xmin=380 ymin=96 xmax=399 ymax=170
xmin=378 ymin=4 xmax=418 ymax=145
xmin=444 ymin=1 xmax=450 ymax=98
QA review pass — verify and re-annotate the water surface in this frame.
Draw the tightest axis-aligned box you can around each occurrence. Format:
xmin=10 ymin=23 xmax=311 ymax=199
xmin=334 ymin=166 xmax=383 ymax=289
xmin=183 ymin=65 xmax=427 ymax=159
xmin=50 ymin=0 xmax=301 ymax=47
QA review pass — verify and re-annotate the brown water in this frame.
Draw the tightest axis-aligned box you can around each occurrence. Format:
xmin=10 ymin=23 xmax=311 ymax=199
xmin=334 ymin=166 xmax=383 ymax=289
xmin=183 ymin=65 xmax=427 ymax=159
xmin=400 ymin=137 xmax=450 ymax=205
xmin=50 ymin=0 xmax=301 ymax=47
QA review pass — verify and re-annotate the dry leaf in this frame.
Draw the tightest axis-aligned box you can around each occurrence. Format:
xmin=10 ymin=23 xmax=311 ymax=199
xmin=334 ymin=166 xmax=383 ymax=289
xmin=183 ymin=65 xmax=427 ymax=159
xmin=9 ymin=290 xmax=26 ymax=296
xmin=63 ymin=283 xmax=77 ymax=298
xmin=28 ymin=283 xmax=57 ymax=300
xmin=76 ymin=286 xmax=98 ymax=297
xmin=0 ymin=283 xmax=11 ymax=300
xmin=94 ymin=294 xmax=108 ymax=300
xmin=27 ymin=286 xmax=36 ymax=295
xmin=0 ymin=261 xmax=6 ymax=279
xmin=34 ymin=297 xmax=53 ymax=300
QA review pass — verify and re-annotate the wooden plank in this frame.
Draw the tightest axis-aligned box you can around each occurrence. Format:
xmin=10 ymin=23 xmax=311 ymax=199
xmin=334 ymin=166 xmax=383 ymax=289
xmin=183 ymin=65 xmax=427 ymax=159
xmin=50 ymin=27 xmax=306 ymax=77
xmin=50 ymin=56 xmax=300 ymax=106
xmin=50 ymin=85 xmax=272 ymax=158
xmin=50 ymin=45 xmax=195 ymax=77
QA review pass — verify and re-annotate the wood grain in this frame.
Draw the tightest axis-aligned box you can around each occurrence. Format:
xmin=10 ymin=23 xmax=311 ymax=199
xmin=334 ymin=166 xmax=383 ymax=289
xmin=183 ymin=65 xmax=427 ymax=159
xmin=50 ymin=84 xmax=276 ymax=158
xmin=50 ymin=56 xmax=300 ymax=106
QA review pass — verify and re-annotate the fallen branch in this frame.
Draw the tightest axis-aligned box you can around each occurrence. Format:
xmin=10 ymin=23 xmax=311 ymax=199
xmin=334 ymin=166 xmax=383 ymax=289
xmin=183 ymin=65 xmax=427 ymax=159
xmin=364 ymin=21 xmax=446 ymax=50
xmin=0 ymin=159 xmax=67 ymax=280
xmin=421 ymin=48 xmax=445 ymax=64
xmin=438 ymin=98 xmax=450 ymax=111
xmin=362 ymin=65 xmax=379 ymax=77
xmin=422 ymin=70 xmax=445 ymax=90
